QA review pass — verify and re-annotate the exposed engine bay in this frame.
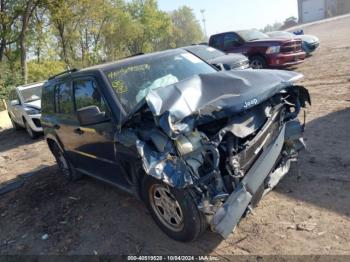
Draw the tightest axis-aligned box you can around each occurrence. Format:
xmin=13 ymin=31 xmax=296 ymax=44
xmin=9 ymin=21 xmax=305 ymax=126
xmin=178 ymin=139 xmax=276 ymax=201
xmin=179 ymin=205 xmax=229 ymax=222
xmin=119 ymin=69 xmax=311 ymax=238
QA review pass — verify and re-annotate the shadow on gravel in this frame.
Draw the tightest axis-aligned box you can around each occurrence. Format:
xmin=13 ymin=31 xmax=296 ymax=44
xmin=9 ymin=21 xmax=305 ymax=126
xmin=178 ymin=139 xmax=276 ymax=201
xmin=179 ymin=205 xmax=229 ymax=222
xmin=275 ymin=108 xmax=350 ymax=217
xmin=0 ymin=128 xmax=43 ymax=153
xmin=0 ymin=165 xmax=223 ymax=255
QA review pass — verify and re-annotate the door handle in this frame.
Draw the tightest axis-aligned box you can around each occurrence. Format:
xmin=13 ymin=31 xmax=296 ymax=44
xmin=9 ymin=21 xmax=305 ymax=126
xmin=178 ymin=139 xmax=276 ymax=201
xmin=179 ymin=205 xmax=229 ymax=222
xmin=74 ymin=128 xmax=84 ymax=135
xmin=53 ymin=124 xmax=60 ymax=130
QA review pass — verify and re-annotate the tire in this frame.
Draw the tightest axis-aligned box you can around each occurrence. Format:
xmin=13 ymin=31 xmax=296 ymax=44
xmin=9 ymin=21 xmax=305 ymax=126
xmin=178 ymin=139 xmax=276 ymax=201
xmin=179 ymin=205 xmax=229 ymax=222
xmin=51 ymin=142 xmax=82 ymax=181
xmin=142 ymin=176 xmax=207 ymax=242
xmin=24 ymin=119 xmax=39 ymax=139
xmin=9 ymin=115 xmax=21 ymax=131
xmin=250 ymin=55 xmax=267 ymax=69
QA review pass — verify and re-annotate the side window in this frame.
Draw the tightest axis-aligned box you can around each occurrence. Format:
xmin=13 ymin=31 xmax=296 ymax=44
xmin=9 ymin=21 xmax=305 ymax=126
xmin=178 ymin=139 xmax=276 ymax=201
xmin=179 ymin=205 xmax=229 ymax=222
xmin=210 ymin=35 xmax=223 ymax=49
xmin=224 ymin=33 xmax=240 ymax=49
xmin=73 ymin=79 xmax=106 ymax=113
xmin=55 ymin=82 xmax=73 ymax=114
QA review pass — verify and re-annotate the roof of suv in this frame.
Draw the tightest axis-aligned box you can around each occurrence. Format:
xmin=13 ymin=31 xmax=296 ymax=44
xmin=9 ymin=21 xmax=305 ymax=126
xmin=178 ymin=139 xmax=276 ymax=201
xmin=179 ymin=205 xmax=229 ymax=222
xmin=47 ymin=49 xmax=187 ymax=83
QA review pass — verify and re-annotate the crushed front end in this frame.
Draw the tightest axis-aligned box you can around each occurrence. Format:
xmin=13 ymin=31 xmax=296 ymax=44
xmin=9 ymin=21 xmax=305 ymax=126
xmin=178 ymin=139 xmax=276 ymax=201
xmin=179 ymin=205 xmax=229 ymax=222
xmin=133 ymin=69 xmax=311 ymax=238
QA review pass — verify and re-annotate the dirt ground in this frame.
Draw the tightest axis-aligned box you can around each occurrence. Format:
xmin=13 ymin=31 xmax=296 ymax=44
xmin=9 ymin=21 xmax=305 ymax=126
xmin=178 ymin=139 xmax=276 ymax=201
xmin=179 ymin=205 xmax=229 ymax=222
xmin=0 ymin=17 xmax=349 ymax=256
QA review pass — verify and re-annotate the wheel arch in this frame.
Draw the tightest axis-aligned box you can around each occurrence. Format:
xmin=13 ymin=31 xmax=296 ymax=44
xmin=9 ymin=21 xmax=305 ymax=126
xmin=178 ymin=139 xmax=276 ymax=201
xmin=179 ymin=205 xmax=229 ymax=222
xmin=45 ymin=134 xmax=65 ymax=154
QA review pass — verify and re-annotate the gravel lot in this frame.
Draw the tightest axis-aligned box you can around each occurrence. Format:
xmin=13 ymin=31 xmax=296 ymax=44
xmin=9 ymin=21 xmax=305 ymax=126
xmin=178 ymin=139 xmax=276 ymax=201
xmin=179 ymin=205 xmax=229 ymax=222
xmin=0 ymin=16 xmax=349 ymax=256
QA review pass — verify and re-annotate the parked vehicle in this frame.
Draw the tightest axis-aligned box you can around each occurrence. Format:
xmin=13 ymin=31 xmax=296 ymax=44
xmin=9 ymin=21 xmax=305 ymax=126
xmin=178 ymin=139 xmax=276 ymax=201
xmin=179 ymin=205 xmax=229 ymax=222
xmin=41 ymin=49 xmax=310 ymax=241
xmin=266 ymin=31 xmax=320 ymax=55
xmin=183 ymin=45 xmax=250 ymax=70
xmin=7 ymin=82 xmax=44 ymax=138
xmin=209 ymin=30 xmax=306 ymax=69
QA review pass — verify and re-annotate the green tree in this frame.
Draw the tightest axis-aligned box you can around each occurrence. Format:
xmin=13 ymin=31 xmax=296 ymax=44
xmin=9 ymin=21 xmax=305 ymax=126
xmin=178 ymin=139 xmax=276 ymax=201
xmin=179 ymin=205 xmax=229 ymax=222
xmin=170 ymin=6 xmax=204 ymax=47
xmin=126 ymin=0 xmax=173 ymax=53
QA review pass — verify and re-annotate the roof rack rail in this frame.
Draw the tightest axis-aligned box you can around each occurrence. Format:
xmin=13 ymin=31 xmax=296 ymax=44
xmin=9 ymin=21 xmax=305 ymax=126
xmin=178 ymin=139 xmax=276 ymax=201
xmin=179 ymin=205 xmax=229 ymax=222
xmin=48 ymin=68 xmax=79 ymax=80
xmin=124 ymin=52 xmax=144 ymax=59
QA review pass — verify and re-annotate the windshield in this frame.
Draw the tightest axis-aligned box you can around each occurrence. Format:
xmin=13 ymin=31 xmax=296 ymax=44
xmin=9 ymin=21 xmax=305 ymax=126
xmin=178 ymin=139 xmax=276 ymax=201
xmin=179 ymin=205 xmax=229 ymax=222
xmin=105 ymin=51 xmax=217 ymax=114
xmin=19 ymin=85 xmax=42 ymax=103
xmin=186 ymin=46 xmax=225 ymax=60
xmin=237 ymin=30 xmax=269 ymax=41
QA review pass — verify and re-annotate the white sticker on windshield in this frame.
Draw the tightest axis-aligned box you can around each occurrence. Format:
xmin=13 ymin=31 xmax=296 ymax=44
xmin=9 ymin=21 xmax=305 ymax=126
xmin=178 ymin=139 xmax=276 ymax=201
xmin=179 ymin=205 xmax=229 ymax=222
xmin=181 ymin=53 xmax=202 ymax=64
xmin=206 ymin=47 xmax=216 ymax=52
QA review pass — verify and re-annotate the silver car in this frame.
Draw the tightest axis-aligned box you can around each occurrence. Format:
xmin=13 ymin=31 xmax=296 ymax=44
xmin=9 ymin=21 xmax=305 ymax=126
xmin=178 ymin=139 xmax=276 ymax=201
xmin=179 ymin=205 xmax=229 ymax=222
xmin=7 ymin=82 xmax=43 ymax=138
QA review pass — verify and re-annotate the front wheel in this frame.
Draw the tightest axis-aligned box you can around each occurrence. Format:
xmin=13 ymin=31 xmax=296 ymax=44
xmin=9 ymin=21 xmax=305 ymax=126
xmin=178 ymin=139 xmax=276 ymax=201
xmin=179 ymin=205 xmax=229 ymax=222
xmin=250 ymin=55 xmax=267 ymax=69
xmin=142 ymin=176 xmax=207 ymax=242
xmin=24 ymin=120 xmax=39 ymax=139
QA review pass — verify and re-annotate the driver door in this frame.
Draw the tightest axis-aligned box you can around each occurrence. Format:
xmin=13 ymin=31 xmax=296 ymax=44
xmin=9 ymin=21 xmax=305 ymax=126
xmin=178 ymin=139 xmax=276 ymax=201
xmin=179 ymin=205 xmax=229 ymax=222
xmin=69 ymin=77 xmax=127 ymax=186
xmin=223 ymin=33 xmax=244 ymax=53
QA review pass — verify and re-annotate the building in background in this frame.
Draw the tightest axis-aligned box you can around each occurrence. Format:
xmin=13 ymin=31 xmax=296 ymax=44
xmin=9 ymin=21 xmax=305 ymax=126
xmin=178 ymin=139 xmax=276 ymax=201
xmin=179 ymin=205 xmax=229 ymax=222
xmin=298 ymin=0 xmax=350 ymax=23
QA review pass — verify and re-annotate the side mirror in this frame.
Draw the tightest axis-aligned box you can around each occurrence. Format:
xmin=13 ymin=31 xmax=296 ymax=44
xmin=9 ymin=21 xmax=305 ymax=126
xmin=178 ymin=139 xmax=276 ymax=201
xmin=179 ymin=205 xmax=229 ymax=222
xmin=77 ymin=105 xmax=107 ymax=126
xmin=10 ymin=99 xmax=20 ymax=106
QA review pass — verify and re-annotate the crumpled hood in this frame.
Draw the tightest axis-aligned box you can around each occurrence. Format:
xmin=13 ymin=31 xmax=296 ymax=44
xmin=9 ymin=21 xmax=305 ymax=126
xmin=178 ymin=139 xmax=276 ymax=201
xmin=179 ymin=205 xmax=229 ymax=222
xmin=145 ymin=69 xmax=303 ymax=122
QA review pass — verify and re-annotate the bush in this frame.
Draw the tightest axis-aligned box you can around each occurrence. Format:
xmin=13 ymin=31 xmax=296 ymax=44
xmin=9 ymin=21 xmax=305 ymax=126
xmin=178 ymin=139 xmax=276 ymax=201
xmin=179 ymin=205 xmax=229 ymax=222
xmin=0 ymin=62 xmax=22 ymax=111
xmin=28 ymin=60 xmax=67 ymax=83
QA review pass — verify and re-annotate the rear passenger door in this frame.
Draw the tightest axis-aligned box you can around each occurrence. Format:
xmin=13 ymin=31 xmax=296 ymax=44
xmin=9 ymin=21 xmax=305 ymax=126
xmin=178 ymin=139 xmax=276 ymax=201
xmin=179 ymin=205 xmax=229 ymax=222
xmin=53 ymin=81 xmax=78 ymax=159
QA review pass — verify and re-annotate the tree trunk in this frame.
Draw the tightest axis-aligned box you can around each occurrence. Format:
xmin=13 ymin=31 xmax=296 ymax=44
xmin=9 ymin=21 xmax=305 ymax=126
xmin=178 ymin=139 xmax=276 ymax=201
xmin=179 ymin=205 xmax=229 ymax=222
xmin=0 ymin=39 xmax=5 ymax=62
xmin=19 ymin=32 xmax=27 ymax=84
xmin=19 ymin=1 xmax=32 ymax=84
xmin=19 ymin=0 xmax=38 ymax=84
xmin=57 ymin=22 xmax=69 ymax=66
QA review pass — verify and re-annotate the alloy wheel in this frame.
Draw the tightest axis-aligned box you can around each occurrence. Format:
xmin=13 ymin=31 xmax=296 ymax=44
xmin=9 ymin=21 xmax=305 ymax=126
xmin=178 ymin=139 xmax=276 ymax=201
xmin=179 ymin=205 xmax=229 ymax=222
xmin=149 ymin=184 xmax=184 ymax=232
xmin=25 ymin=121 xmax=34 ymax=138
xmin=250 ymin=59 xmax=264 ymax=69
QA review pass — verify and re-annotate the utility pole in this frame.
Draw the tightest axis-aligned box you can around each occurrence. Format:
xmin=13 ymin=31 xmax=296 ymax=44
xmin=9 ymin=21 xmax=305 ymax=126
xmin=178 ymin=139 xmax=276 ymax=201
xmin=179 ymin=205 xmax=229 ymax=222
xmin=200 ymin=9 xmax=208 ymax=41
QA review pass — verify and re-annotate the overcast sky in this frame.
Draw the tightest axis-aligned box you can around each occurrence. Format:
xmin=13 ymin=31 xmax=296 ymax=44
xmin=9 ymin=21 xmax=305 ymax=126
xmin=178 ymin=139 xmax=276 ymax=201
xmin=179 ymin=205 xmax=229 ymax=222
xmin=158 ymin=0 xmax=299 ymax=36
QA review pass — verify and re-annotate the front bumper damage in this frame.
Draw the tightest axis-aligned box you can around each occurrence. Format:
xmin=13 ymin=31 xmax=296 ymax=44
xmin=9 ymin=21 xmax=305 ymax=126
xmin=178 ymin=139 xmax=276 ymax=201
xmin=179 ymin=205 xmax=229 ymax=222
xmin=132 ymin=69 xmax=310 ymax=239
xmin=212 ymin=124 xmax=290 ymax=238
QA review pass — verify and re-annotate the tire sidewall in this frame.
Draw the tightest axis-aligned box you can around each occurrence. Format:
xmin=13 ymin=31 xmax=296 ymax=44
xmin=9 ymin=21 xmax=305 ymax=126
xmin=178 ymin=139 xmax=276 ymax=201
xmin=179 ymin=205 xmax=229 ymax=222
xmin=51 ymin=143 xmax=81 ymax=181
xmin=24 ymin=120 xmax=37 ymax=139
xmin=250 ymin=55 xmax=267 ymax=69
xmin=142 ymin=176 xmax=205 ymax=242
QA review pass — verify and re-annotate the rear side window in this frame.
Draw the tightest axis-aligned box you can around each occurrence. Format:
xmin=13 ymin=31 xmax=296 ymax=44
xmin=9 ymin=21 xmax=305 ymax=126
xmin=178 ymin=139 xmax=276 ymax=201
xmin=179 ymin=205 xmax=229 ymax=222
xmin=73 ymin=79 xmax=106 ymax=112
xmin=210 ymin=35 xmax=223 ymax=49
xmin=55 ymin=82 xmax=73 ymax=114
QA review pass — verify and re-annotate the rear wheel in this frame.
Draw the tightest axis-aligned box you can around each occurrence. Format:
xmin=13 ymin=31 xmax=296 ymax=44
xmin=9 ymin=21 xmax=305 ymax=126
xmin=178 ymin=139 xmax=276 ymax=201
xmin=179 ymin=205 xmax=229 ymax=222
xmin=51 ymin=142 xmax=81 ymax=181
xmin=142 ymin=176 xmax=207 ymax=242
xmin=250 ymin=55 xmax=267 ymax=69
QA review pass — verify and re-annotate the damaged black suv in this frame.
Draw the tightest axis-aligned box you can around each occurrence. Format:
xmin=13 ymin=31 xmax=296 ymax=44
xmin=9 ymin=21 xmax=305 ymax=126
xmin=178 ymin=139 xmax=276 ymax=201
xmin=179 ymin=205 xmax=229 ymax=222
xmin=41 ymin=49 xmax=310 ymax=241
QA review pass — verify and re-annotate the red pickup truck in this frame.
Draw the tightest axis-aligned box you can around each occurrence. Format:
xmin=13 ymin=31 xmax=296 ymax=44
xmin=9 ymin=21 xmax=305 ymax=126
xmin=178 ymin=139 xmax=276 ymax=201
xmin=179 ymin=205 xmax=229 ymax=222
xmin=209 ymin=30 xmax=306 ymax=69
